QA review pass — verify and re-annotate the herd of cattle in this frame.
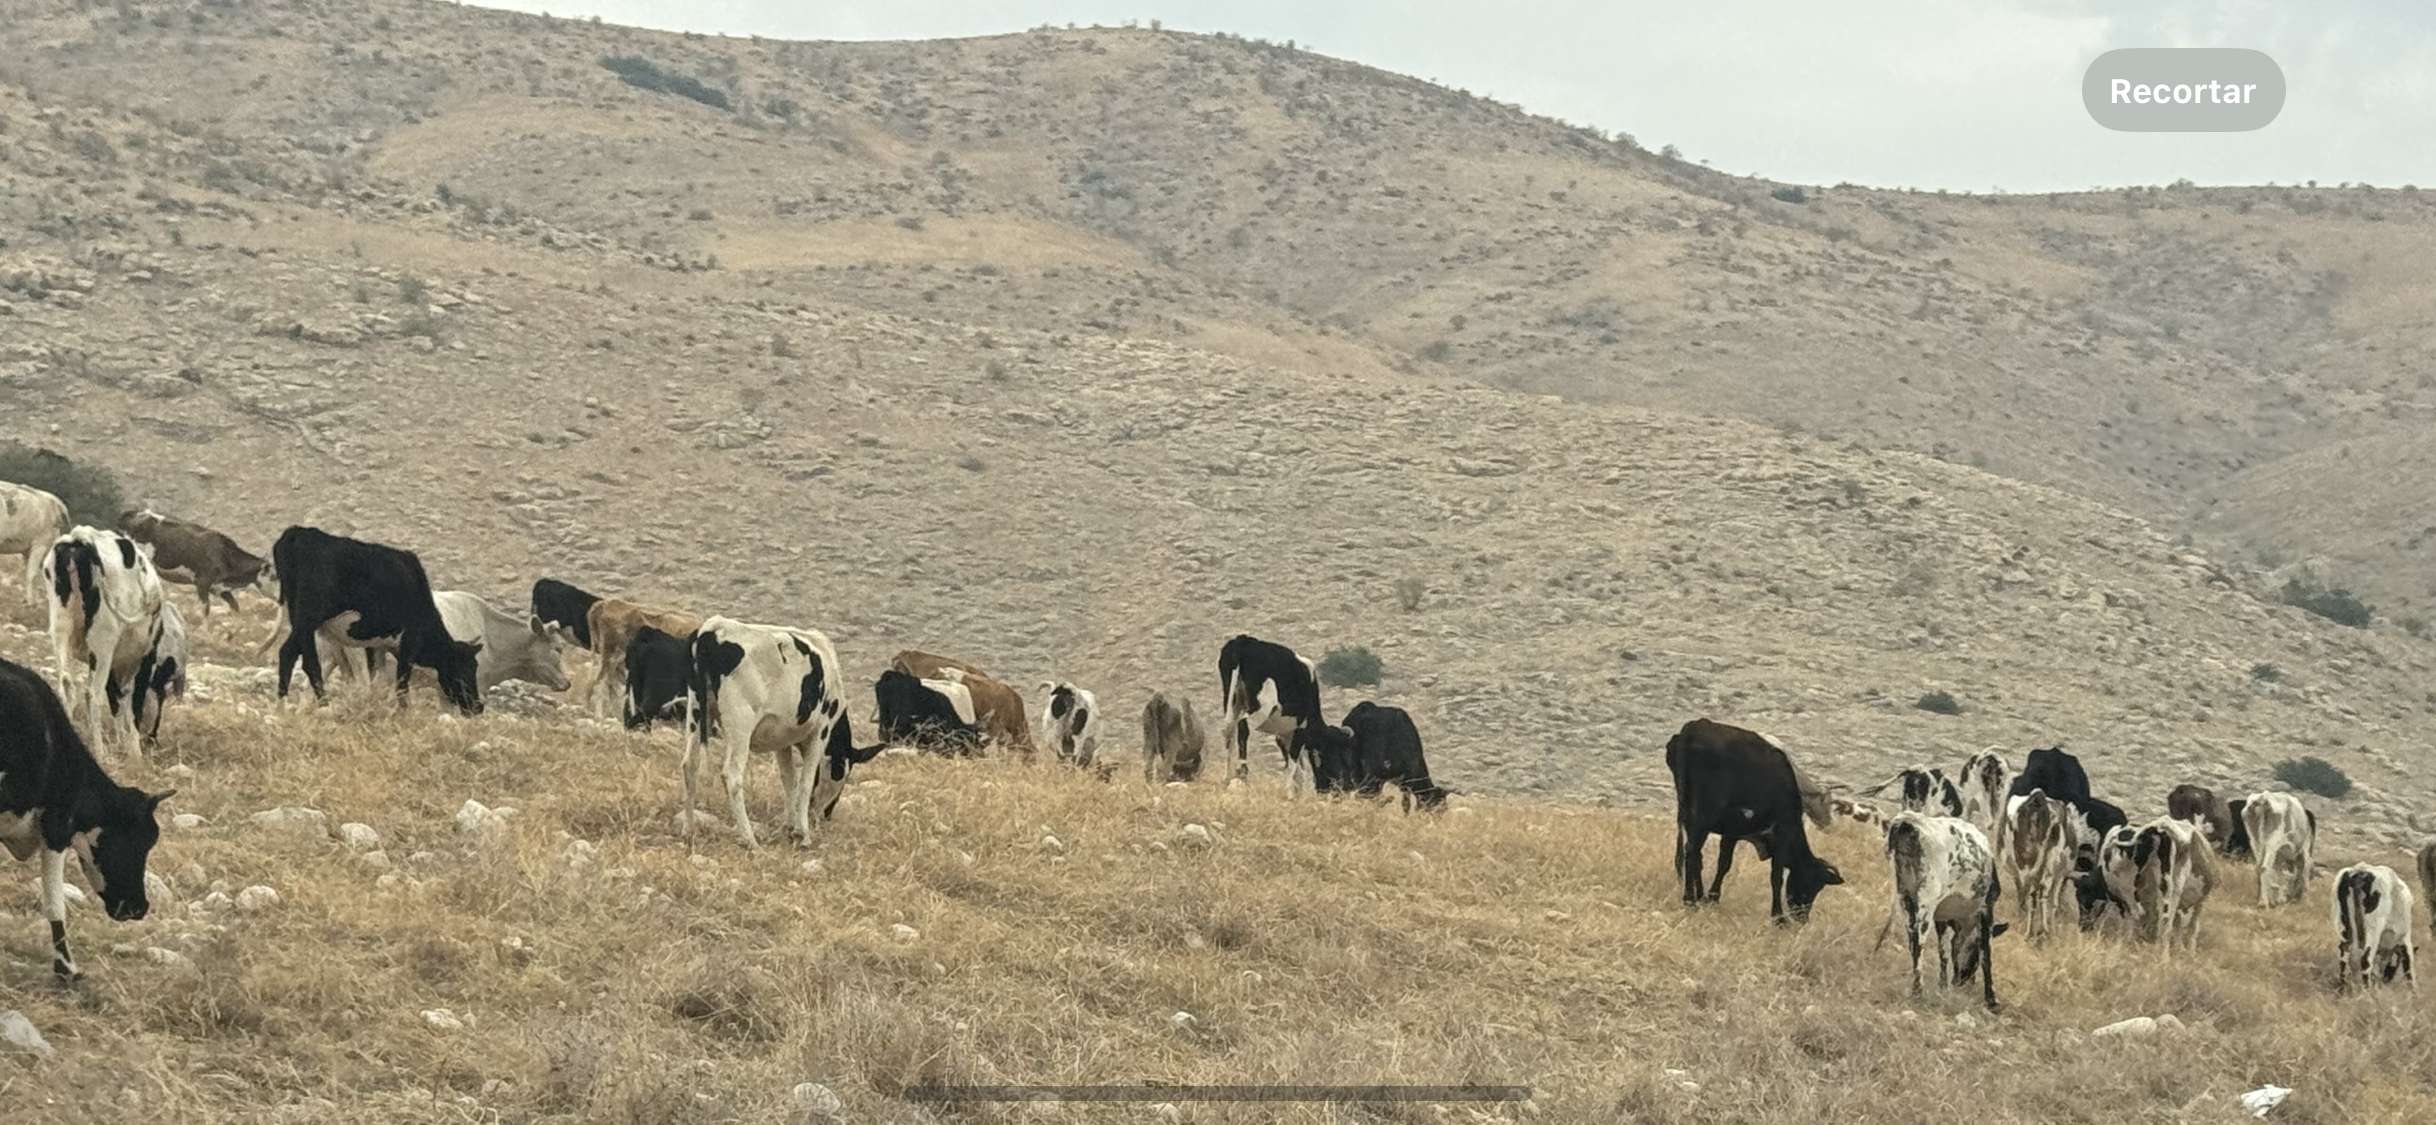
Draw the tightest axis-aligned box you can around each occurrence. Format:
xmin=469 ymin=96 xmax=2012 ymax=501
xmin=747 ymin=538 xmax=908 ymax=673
xmin=3 ymin=478 xmax=2432 ymax=1015
xmin=1669 ymin=719 xmax=2431 ymax=1009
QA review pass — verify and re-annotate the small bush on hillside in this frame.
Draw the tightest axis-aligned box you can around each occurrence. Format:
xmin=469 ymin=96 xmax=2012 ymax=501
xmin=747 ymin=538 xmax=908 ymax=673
xmin=1392 ymin=577 xmax=1426 ymax=612
xmin=2273 ymin=756 xmax=2351 ymax=799
xmin=599 ymin=55 xmax=731 ymax=111
xmin=2249 ymin=662 xmax=2283 ymax=683
xmin=1770 ymin=185 xmax=1807 ymax=204
xmin=2399 ymin=615 xmax=2427 ymax=640
xmin=2280 ymin=578 xmax=2373 ymax=628
xmin=1316 ymin=646 xmax=1383 ymax=688
xmin=1914 ymin=691 xmax=1963 ymax=716
xmin=398 ymin=276 xmax=428 ymax=304
xmin=0 ymin=442 xmax=127 ymax=525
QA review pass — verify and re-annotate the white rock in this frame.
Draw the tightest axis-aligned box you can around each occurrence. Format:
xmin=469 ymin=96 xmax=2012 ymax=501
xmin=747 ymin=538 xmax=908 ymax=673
xmin=59 ymin=884 xmax=87 ymax=908
xmin=2240 ymin=1085 xmax=2292 ymax=1117
xmin=455 ymin=800 xmax=514 ymax=837
xmin=144 ymin=947 xmax=195 ymax=971
xmin=171 ymin=813 xmax=207 ymax=831
xmin=1040 ymin=834 xmax=1064 ymax=852
xmin=889 ymin=923 xmax=921 ymax=944
xmin=421 ymin=1008 xmax=465 ymax=1032
xmin=235 ymin=885 xmax=281 ymax=913
xmin=2091 ymin=1016 xmax=2167 ymax=1040
xmin=791 ymin=1082 xmax=845 ymax=1119
xmin=673 ymin=810 xmax=723 ymax=836
xmin=358 ymin=850 xmax=392 ymax=870
xmin=338 ymin=823 xmax=382 ymax=850
xmin=1169 ymin=1010 xmax=1197 ymax=1030
xmin=1178 ymin=824 xmax=1215 ymax=848
xmin=799 ymin=859 xmax=823 ymax=877
xmin=249 ymin=806 xmax=329 ymax=839
xmin=144 ymin=871 xmax=174 ymax=907
xmin=0 ymin=1011 xmax=52 ymax=1058
xmin=1450 ymin=806 xmax=1478 ymax=818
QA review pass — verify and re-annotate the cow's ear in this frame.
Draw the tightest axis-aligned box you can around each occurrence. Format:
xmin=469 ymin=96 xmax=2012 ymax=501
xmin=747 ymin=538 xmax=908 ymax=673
xmin=529 ymin=614 xmax=550 ymax=637
xmin=1816 ymin=861 xmax=1844 ymax=886
xmin=148 ymin=789 xmax=178 ymax=809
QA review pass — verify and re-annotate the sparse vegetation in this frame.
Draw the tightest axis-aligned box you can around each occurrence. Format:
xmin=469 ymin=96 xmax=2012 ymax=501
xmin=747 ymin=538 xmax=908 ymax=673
xmin=2272 ymin=755 xmax=2352 ymax=799
xmin=2249 ymin=662 xmax=2283 ymax=683
xmin=2279 ymin=577 xmax=2374 ymax=628
xmin=1392 ymin=576 xmax=1426 ymax=612
xmin=1316 ymin=645 xmax=1384 ymax=687
xmin=599 ymin=54 xmax=732 ymax=111
xmin=398 ymin=276 xmax=428 ymax=305
xmin=1914 ymin=690 xmax=1963 ymax=715
xmin=1770 ymin=185 xmax=1807 ymax=204
xmin=0 ymin=441 xmax=126 ymax=525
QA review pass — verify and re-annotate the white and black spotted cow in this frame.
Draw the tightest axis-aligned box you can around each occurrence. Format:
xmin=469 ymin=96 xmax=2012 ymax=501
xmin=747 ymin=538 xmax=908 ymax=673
xmin=124 ymin=599 xmax=188 ymax=747
xmin=1880 ymin=812 xmax=2006 ymax=1011
xmin=3 ymin=480 xmax=68 ymax=606
xmin=1217 ymin=634 xmax=1325 ymax=790
xmin=2332 ymin=863 xmax=2417 ymax=991
xmin=1870 ymin=766 xmax=1963 ymax=818
xmin=1957 ymin=749 xmax=2011 ymax=852
xmin=0 ymin=655 xmax=172 ymax=981
xmin=2004 ymin=788 xmax=2075 ymax=941
xmin=686 ymin=617 xmax=880 ymax=848
xmin=1038 ymin=681 xmax=1101 ymax=767
xmin=42 ymin=526 xmax=168 ymax=759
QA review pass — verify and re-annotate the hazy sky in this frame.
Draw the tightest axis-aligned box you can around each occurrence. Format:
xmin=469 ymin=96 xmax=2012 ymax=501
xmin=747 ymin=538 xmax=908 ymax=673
xmin=483 ymin=0 xmax=2436 ymax=192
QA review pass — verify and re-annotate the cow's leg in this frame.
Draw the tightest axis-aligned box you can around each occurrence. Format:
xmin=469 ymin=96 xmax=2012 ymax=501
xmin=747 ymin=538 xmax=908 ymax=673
xmin=680 ymin=725 xmax=706 ymax=846
xmin=219 ymin=587 xmax=241 ymax=616
xmin=194 ymin=576 xmax=214 ymax=620
xmin=1768 ymin=860 xmax=1788 ymax=924
xmin=1678 ymin=829 xmax=1708 ymax=905
xmin=1144 ymin=744 xmax=1162 ymax=786
xmin=42 ymin=849 xmax=78 ymax=982
xmin=1706 ymin=839 xmax=1735 ymax=902
xmin=293 ymin=624 xmax=329 ymax=701
xmin=1903 ymin=904 xmax=1927 ymax=996
xmin=777 ymin=740 xmax=809 ymax=846
xmin=722 ymin=735 xmax=758 ymax=849
xmin=1979 ymin=914 xmax=2000 ymax=1011
xmin=1076 ymin=733 xmax=1097 ymax=768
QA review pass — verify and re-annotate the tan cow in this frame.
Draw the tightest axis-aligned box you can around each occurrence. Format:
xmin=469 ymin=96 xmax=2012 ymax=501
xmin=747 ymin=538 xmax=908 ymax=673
xmin=117 ymin=508 xmax=270 ymax=620
xmin=586 ymin=599 xmax=702 ymax=717
xmin=3 ymin=481 xmax=69 ymax=605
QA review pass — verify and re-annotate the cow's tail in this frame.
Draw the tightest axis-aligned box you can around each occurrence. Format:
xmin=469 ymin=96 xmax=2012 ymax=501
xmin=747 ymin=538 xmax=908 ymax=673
xmin=1859 ymin=770 xmax=1908 ymax=799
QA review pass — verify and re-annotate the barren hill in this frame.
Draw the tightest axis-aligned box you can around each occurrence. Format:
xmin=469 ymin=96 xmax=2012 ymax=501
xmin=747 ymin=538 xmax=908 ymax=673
xmin=3 ymin=0 xmax=2434 ymax=848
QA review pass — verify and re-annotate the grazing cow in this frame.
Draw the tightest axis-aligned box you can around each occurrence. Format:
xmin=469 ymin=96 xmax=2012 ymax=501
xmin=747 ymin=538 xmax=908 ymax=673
xmin=1294 ymin=701 xmax=1448 ymax=811
xmin=1141 ymin=692 xmax=1205 ymax=783
xmin=0 ymin=655 xmax=172 ymax=981
xmin=2131 ymin=818 xmax=2216 ymax=953
xmin=1958 ymin=749 xmax=2011 ymax=849
xmin=2332 ymin=863 xmax=2417 ymax=991
xmin=1038 ymin=681 xmax=1102 ymax=766
xmin=1217 ymin=634 xmax=1326 ymax=789
xmin=873 ymin=669 xmax=983 ymax=755
xmin=686 ymin=617 xmax=878 ymax=848
xmin=270 ymin=526 xmax=483 ymax=715
xmin=2 ymin=481 xmax=69 ymax=605
xmin=622 ymin=625 xmax=694 ymax=730
xmin=586 ymin=599 xmax=702 ymax=717
xmin=2221 ymin=797 xmax=2254 ymax=860
xmin=1872 ymin=766 xmax=1963 ymax=817
xmin=1665 ymin=718 xmax=1845 ymax=924
xmin=115 ymin=508 xmax=269 ymax=620
xmin=891 ymin=655 xmax=1031 ymax=750
xmin=2004 ymin=789 xmax=2075 ymax=940
xmin=2243 ymin=792 xmax=2315 ymax=907
xmin=2166 ymin=784 xmax=2236 ymax=851
xmin=43 ymin=527 xmax=168 ymax=758
xmin=2419 ymin=842 xmax=2436 ymax=933
xmin=431 ymin=591 xmax=571 ymax=694
xmin=2080 ymin=823 xmax=2143 ymax=927
xmin=1880 ymin=813 xmax=2005 ymax=1010
xmin=125 ymin=599 xmax=188 ymax=746
xmin=529 ymin=578 xmax=601 ymax=650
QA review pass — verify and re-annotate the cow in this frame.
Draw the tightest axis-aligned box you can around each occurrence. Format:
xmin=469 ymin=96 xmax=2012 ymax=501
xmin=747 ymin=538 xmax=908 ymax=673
xmin=2166 ymin=784 xmax=2236 ymax=851
xmin=2004 ymin=789 xmax=2075 ymax=941
xmin=0 ymin=654 xmax=172 ymax=981
xmin=125 ymin=599 xmax=188 ymax=747
xmin=1880 ymin=813 xmax=2005 ymax=1011
xmin=3 ymin=481 xmax=68 ymax=605
xmin=529 ymin=577 xmax=601 ymax=650
xmin=2080 ymin=822 xmax=2143 ymax=928
xmin=1141 ymin=691 xmax=1205 ymax=783
xmin=1294 ymin=701 xmax=1448 ymax=811
xmin=2333 ymin=863 xmax=2417 ymax=991
xmin=2419 ymin=841 xmax=2436 ymax=934
xmin=2243 ymin=791 xmax=2315 ymax=907
xmin=270 ymin=526 xmax=482 ymax=715
xmin=2070 ymin=795 xmax=2134 ymax=926
xmin=2221 ymin=797 xmax=2255 ymax=860
xmin=2009 ymin=746 xmax=2091 ymax=807
xmin=622 ymin=625 xmax=694 ymax=730
xmin=1038 ymin=681 xmax=1102 ymax=766
xmin=1665 ymin=718 xmax=1845 ymax=925
xmin=686 ymin=617 xmax=879 ymax=848
xmin=1871 ymin=766 xmax=1963 ymax=817
xmin=42 ymin=527 xmax=168 ymax=759
xmin=586 ymin=599 xmax=702 ymax=717
xmin=889 ymin=654 xmax=1033 ymax=751
xmin=434 ymin=591 xmax=571 ymax=694
xmin=1958 ymin=749 xmax=2011 ymax=850
xmin=890 ymin=649 xmax=991 ymax=680
xmin=873 ymin=668 xmax=982 ymax=755
xmin=1218 ymin=634 xmax=1327 ymax=789
xmin=2131 ymin=818 xmax=2216 ymax=954
xmin=115 ymin=508 xmax=269 ymax=620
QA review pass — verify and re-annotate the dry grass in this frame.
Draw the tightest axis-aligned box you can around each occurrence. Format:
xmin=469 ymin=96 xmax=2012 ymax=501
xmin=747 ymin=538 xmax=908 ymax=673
xmin=3 ymin=650 xmax=2432 ymax=1123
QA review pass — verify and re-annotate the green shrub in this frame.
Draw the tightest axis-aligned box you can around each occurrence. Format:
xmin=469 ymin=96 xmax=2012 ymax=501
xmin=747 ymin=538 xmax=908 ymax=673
xmin=1914 ymin=690 xmax=1963 ymax=716
xmin=0 ymin=441 xmax=127 ymax=526
xmin=599 ymin=55 xmax=731 ymax=111
xmin=2280 ymin=578 xmax=2373 ymax=628
xmin=1316 ymin=646 xmax=1383 ymax=688
xmin=1770 ymin=185 xmax=1807 ymax=204
xmin=2272 ymin=756 xmax=2351 ymax=799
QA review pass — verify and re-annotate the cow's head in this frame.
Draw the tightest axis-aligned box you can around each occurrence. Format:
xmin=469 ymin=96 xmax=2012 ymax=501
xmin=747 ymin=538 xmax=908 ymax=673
xmin=115 ymin=508 xmax=161 ymax=537
xmin=813 ymin=714 xmax=886 ymax=821
xmin=1291 ymin=723 xmax=1358 ymax=792
xmin=1782 ymin=855 xmax=1845 ymax=922
xmin=78 ymin=786 xmax=173 ymax=922
xmin=433 ymin=637 xmax=485 ymax=715
xmin=524 ymin=614 xmax=573 ymax=692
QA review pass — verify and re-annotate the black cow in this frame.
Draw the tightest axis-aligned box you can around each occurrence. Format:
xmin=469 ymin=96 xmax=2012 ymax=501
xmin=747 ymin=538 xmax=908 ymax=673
xmin=1217 ymin=633 xmax=1326 ymax=786
xmin=271 ymin=526 xmax=483 ymax=714
xmin=2222 ymin=797 xmax=2254 ymax=860
xmin=1666 ymin=718 xmax=1845 ymax=924
xmin=0 ymin=655 xmax=171 ymax=981
xmin=2009 ymin=746 xmax=2091 ymax=806
xmin=1295 ymin=702 xmax=1447 ymax=811
xmin=622 ymin=624 xmax=693 ymax=730
xmin=873 ymin=668 xmax=982 ymax=755
xmin=531 ymin=577 xmax=600 ymax=650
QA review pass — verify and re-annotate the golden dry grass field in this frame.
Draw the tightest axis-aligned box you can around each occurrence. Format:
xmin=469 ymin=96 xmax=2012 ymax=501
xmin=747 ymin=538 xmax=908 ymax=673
xmin=1 ymin=617 xmax=2430 ymax=1124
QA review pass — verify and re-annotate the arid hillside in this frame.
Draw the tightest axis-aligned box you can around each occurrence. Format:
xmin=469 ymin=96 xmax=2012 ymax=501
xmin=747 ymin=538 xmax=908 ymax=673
xmin=2 ymin=0 xmax=2434 ymax=847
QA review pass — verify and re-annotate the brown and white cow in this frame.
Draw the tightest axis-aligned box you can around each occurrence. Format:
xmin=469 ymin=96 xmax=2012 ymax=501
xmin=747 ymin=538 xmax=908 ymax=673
xmin=115 ymin=508 xmax=269 ymax=620
xmin=586 ymin=599 xmax=702 ymax=717
xmin=2242 ymin=791 xmax=2315 ymax=907
xmin=2131 ymin=817 xmax=2217 ymax=955
xmin=2166 ymin=783 xmax=2235 ymax=852
xmin=891 ymin=651 xmax=1030 ymax=750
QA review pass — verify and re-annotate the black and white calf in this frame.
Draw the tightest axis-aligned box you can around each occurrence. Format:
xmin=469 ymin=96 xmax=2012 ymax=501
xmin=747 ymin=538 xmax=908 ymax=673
xmin=1666 ymin=718 xmax=1845 ymax=924
xmin=622 ymin=625 xmax=694 ymax=730
xmin=0 ymin=655 xmax=172 ymax=981
xmin=1038 ymin=681 xmax=1101 ymax=766
xmin=1217 ymin=634 xmax=1325 ymax=789
xmin=1881 ymin=813 xmax=2005 ymax=1011
xmin=2332 ymin=863 xmax=2416 ymax=990
xmin=43 ymin=526 xmax=168 ymax=758
xmin=271 ymin=526 xmax=483 ymax=714
xmin=688 ymin=617 xmax=880 ymax=848
xmin=873 ymin=669 xmax=983 ymax=755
